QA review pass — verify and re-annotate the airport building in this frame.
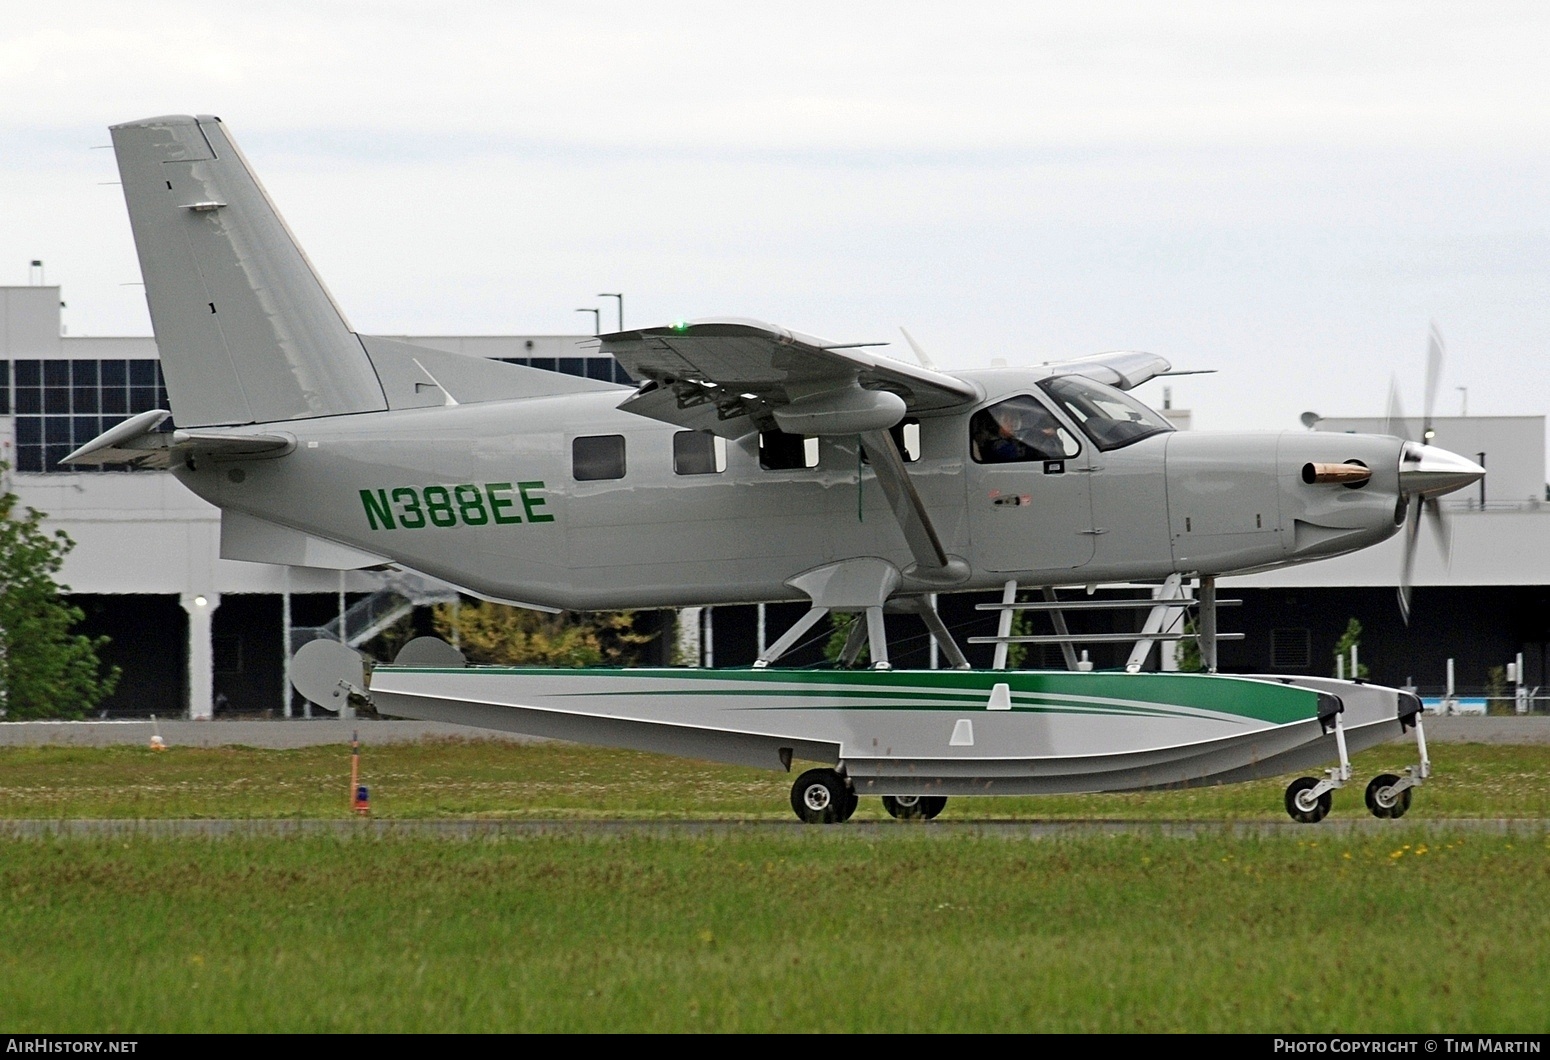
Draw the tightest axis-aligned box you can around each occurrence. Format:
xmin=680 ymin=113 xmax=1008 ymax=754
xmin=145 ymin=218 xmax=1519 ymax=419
xmin=4 ymin=282 xmax=1547 ymax=717
xmin=0 ymin=284 xmax=642 ymax=719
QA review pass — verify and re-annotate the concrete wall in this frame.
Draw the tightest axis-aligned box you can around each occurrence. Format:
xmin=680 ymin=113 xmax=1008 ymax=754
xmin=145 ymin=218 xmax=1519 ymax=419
xmin=1315 ymin=416 xmax=1546 ymax=506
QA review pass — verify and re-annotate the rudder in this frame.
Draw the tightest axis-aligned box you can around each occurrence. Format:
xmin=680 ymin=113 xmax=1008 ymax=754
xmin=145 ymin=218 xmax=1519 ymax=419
xmin=111 ymin=114 xmax=387 ymax=427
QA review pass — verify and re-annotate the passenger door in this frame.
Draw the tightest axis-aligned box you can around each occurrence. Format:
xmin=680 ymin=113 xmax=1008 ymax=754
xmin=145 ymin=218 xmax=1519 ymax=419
xmin=967 ymin=394 xmax=1094 ymax=572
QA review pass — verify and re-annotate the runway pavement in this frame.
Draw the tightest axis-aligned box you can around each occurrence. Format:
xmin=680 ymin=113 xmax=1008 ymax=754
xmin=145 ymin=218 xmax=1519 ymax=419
xmin=1 ymin=716 xmax=1548 ymax=748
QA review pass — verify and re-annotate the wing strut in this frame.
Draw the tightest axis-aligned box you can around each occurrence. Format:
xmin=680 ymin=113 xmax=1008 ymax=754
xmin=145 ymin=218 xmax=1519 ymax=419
xmin=858 ymin=429 xmax=964 ymax=582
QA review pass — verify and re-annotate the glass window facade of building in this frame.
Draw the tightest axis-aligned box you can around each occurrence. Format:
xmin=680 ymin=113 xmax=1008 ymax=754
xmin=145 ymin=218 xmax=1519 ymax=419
xmin=497 ymin=356 xmax=633 ymax=385
xmin=3 ymin=355 xmax=632 ymax=473
xmin=2 ymin=359 xmax=172 ymax=473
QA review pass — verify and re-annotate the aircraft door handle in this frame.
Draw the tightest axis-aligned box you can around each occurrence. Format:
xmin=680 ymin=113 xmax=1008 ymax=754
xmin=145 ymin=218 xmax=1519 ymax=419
xmin=1080 ymin=528 xmax=1108 ymax=535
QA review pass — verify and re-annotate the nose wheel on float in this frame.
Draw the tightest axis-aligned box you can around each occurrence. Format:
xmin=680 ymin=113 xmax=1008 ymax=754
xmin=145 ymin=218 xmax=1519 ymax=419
xmin=1284 ymin=694 xmax=1431 ymax=822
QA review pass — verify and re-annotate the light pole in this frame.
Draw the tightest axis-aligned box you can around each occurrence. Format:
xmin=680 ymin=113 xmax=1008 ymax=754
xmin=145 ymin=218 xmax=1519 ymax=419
xmin=598 ymin=293 xmax=623 ymax=332
xmin=575 ymin=308 xmax=600 ymax=336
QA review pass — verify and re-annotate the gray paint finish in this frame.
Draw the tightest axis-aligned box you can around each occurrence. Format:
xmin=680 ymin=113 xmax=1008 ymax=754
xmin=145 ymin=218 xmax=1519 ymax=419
xmin=111 ymin=115 xmax=387 ymax=426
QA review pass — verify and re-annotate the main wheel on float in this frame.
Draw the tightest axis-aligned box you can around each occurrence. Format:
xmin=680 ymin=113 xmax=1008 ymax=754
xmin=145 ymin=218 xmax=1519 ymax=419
xmin=1364 ymin=773 xmax=1412 ymax=819
xmin=882 ymin=794 xmax=948 ymax=820
xmin=1284 ymin=776 xmax=1332 ymax=824
xmin=790 ymin=768 xmax=851 ymax=824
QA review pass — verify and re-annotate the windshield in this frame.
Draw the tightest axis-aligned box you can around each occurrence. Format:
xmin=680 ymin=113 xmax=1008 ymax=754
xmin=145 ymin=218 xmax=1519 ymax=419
xmin=1037 ymin=375 xmax=1173 ymax=451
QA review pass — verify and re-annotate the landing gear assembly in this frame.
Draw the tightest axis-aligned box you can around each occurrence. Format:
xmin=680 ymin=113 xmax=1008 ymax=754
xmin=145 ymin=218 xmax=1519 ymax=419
xmin=790 ymin=768 xmax=859 ymax=824
xmin=881 ymin=794 xmax=947 ymax=820
xmin=789 ymin=769 xmax=950 ymax=824
xmin=1283 ymin=692 xmax=1432 ymax=823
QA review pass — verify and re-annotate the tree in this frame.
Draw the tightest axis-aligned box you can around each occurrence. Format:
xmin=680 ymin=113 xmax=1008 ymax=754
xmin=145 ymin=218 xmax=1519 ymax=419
xmin=823 ymin=609 xmax=1031 ymax=669
xmin=1174 ymin=618 xmax=1204 ymax=672
xmin=431 ymin=600 xmax=653 ymax=667
xmin=0 ymin=483 xmax=120 ymax=719
xmin=1332 ymin=618 xmax=1370 ymax=680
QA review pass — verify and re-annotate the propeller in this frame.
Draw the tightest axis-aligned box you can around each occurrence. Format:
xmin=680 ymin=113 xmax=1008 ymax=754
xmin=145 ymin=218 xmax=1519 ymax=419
xmin=1390 ymin=323 xmax=1462 ymax=625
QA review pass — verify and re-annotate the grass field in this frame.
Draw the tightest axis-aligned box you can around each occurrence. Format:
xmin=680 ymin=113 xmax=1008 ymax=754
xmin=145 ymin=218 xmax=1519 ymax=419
xmin=2 ymin=739 xmax=1548 ymax=820
xmin=1 ymin=830 xmax=1547 ymax=1032
xmin=2 ymin=740 xmax=1547 ymax=1032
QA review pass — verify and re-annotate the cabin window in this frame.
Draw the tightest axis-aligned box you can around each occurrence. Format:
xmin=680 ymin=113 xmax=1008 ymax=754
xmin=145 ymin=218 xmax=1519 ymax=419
xmin=970 ymin=396 xmax=1081 ymax=464
xmin=860 ymin=419 xmax=922 ymax=464
xmin=759 ymin=429 xmax=819 ymax=470
xmin=572 ymin=435 xmax=626 ymax=481
xmin=674 ymin=430 xmax=727 ymax=475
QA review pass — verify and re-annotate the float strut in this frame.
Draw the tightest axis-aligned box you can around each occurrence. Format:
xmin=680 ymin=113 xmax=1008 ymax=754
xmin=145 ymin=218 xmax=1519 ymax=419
xmin=1043 ymin=587 xmax=1080 ymax=671
xmin=753 ymin=606 xmax=830 ymax=669
xmin=865 ymin=606 xmax=891 ymax=671
xmin=1199 ymin=575 xmax=1218 ymax=674
xmin=913 ymin=599 xmax=971 ymax=670
xmin=992 ymin=580 xmax=1017 ymax=671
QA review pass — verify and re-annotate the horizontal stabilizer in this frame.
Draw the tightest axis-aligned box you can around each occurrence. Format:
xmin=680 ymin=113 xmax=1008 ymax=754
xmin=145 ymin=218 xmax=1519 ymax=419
xmin=361 ymin=336 xmax=622 ymax=410
xmin=60 ymin=409 xmax=171 ymax=467
xmin=63 ymin=410 xmax=294 ymax=469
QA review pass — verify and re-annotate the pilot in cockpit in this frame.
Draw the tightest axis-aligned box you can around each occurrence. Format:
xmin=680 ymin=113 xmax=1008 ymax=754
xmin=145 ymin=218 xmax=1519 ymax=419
xmin=972 ymin=398 xmax=1067 ymax=464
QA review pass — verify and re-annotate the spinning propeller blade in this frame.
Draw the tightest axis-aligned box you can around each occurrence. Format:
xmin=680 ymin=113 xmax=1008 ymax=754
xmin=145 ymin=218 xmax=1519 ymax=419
xmin=1422 ymin=322 xmax=1444 ymax=444
xmin=1385 ymin=376 xmax=1409 ymax=442
xmin=1397 ymin=496 xmax=1422 ymax=626
xmin=1392 ymin=324 xmax=1465 ymax=625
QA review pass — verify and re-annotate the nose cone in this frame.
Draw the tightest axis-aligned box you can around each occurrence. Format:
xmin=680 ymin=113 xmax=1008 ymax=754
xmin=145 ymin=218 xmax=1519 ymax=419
xmin=1398 ymin=442 xmax=1485 ymax=498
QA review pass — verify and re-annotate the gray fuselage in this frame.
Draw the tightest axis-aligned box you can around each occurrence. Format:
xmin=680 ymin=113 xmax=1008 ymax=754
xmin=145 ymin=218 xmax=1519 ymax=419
xmin=177 ymin=368 xmax=1407 ymax=610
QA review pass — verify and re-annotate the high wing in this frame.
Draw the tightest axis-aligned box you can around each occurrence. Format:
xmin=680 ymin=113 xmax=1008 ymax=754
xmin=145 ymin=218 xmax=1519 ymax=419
xmin=602 ymin=318 xmax=980 ymax=583
xmin=600 ymin=318 xmax=979 ymax=439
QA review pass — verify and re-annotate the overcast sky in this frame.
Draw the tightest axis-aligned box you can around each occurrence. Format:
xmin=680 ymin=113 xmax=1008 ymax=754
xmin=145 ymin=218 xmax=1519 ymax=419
xmin=3 ymin=1 xmax=1547 ymax=434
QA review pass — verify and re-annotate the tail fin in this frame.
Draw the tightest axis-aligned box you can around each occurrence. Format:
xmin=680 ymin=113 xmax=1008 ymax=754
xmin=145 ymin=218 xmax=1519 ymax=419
xmin=111 ymin=115 xmax=386 ymax=427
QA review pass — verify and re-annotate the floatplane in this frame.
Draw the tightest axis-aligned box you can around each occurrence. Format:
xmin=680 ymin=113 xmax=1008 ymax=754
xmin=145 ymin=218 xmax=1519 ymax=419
xmin=73 ymin=114 xmax=1484 ymax=822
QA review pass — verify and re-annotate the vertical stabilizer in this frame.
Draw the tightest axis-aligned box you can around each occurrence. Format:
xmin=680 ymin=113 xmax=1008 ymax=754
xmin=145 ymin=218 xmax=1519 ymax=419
xmin=111 ymin=115 xmax=387 ymax=426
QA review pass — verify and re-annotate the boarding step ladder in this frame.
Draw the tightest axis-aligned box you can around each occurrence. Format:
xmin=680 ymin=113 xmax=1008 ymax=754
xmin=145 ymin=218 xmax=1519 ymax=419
xmin=967 ymin=573 xmax=1243 ymax=672
xmin=288 ymin=570 xmax=461 ymax=656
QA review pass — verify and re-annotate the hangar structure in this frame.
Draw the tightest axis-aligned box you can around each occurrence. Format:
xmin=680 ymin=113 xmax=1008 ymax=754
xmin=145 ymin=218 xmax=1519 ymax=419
xmin=2 ymin=282 xmax=1548 ymax=716
xmin=0 ymin=284 xmax=639 ymax=718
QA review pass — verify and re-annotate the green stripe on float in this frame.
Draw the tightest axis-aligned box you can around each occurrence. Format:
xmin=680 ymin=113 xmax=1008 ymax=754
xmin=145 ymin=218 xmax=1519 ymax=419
xmin=384 ymin=667 xmax=1316 ymax=725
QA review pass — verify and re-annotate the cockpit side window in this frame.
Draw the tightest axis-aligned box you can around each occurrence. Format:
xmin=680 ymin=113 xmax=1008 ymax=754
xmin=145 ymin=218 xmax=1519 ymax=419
xmin=970 ymin=395 xmax=1082 ymax=464
xmin=1037 ymin=375 xmax=1173 ymax=452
